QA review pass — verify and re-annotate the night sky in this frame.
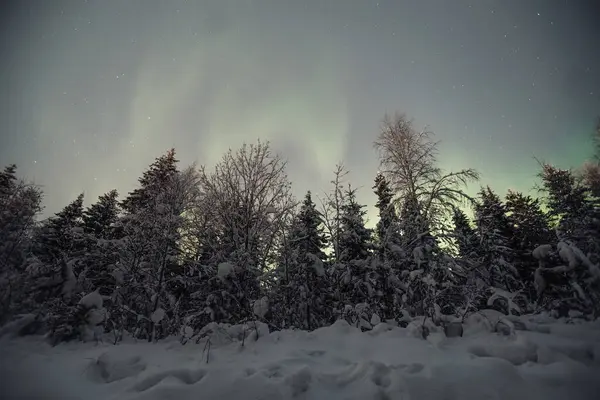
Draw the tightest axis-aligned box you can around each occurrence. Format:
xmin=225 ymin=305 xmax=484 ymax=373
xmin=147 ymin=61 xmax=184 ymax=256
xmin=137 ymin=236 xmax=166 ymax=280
xmin=1 ymin=0 xmax=599 ymax=221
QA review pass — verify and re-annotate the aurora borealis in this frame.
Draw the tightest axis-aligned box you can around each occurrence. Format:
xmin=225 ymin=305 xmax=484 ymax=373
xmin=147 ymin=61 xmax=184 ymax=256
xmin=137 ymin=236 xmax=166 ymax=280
xmin=1 ymin=0 xmax=598 ymax=221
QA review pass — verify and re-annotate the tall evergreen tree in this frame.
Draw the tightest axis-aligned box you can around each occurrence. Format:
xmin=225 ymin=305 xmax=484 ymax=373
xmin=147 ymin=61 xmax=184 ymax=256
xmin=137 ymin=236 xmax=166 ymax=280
xmin=283 ymin=192 xmax=331 ymax=330
xmin=0 ymin=164 xmax=17 ymax=196
xmin=336 ymin=186 xmax=377 ymax=328
xmin=474 ymin=187 xmax=522 ymax=313
xmin=121 ymin=148 xmax=179 ymax=214
xmin=452 ymin=208 xmax=478 ymax=261
xmin=373 ymin=173 xmax=395 ymax=248
xmin=32 ymin=193 xmax=85 ymax=268
xmin=505 ymin=190 xmax=553 ymax=301
xmin=540 ymin=164 xmax=596 ymax=242
xmin=78 ymin=190 xmax=121 ymax=297
xmin=372 ymin=173 xmax=404 ymax=321
xmin=27 ymin=194 xmax=87 ymax=343
xmin=117 ymin=150 xmax=185 ymax=340
xmin=82 ymin=189 xmax=119 ymax=239
xmin=536 ymin=164 xmax=600 ymax=317
xmin=338 ymin=186 xmax=372 ymax=264
xmin=0 ymin=165 xmax=43 ymax=322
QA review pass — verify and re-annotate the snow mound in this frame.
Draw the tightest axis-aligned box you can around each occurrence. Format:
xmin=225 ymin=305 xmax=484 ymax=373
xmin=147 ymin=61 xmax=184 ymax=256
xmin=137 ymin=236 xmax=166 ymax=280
xmin=79 ymin=290 xmax=103 ymax=310
xmin=0 ymin=314 xmax=39 ymax=338
xmin=217 ymin=262 xmax=234 ymax=279
xmin=1 ymin=314 xmax=600 ymax=400
xmin=87 ymin=352 xmax=147 ymax=383
xmin=253 ymin=296 xmax=269 ymax=319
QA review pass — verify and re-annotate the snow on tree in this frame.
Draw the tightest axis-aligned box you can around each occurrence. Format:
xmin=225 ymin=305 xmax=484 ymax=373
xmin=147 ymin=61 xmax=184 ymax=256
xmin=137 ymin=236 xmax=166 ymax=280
xmin=114 ymin=150 xmax=201 ymax=340
xmin=217 ymin=262 xmax=235 ymax=280
xmin=334 ymin=185 xmax=377 ymax=324
xmin=473 ymin=187 xmax=524 ymax=313
xmin=538 ymin=164 xmax=600 ymax=317
xmin=373 ymin=113 xmax=478 ymax=320
xmin=338 ymin=185 xmax=372 ymax=264
xmin=0 ymin=165 xmax=43 ymax=322
xmin=539 ymin=164 xmax=595 ymax=241
xmin=79 ymin=289 xmax=103 ymax=310
xmin=197 ymin=140 xmax=295 ymax=325
xmin=253 ymin=296 xmax=269 ymax=319
xmin=272 ymin=192 xmax=332 ymax=330
xmin=371 ymin=173 xmax=403 ymax=321
xmin=26 ymin=194 xmax=86 ymax=317
xmin=504 ymin=190 xmax=553 ymax=302
xmin=580 ymin=161 xmax=600 ymax=198
xmin=77 ymin=190 xmax=121 ymax=302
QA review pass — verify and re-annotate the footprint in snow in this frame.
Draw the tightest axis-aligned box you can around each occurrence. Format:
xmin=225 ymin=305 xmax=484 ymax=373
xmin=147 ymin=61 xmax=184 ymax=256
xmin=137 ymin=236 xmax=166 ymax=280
xmin=370 ymin=362 xmax=392 ymax=388
xmin=86 ymin=353 xmax=147 ymax=383
xmin=131 ymin=368 xmax=207 ymax=392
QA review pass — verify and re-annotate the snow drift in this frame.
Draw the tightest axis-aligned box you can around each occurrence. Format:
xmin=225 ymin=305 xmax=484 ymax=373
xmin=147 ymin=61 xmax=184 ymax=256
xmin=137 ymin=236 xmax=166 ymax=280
xmin=1 ymin=313 xmax=599 ymax=400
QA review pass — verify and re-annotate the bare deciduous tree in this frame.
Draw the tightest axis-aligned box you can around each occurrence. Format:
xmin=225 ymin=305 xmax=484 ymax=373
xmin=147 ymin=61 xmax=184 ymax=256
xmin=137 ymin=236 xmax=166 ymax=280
xmin=199 ymin=140 xmax=296 ymax=271
xmin=318 ymin=163 xmax=348 ymax=263
xmin=374 ymin=113 xmax=479 ymax=235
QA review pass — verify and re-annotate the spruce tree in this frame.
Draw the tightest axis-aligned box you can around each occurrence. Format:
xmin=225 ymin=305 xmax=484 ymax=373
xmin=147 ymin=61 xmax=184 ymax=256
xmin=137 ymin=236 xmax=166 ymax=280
xmin=474 ymin=187 xmax=523 ymax=313
xmin=0 ymin=164 xmax=17 ymax=197
xmin=284 ymin=192 xmax=331 ymax=330
xmin=337 ymin=186 xmax=377 ymax=328
xmin=372 ymin=173 xmax=403 ymax=321
xmin=373 ymin=173 xmax=395 ymax=249
xmin=27 ymin=194 xmax=86 ymax=343
xmin=118 ymin=149 xmax=184 ymax=340
xmin=0 ymin=165 xmax=43 ymax=322
xmin=338 ymin=186 xmax=372 ymax=263
xmin=78 ymin=190 xmax=121 ymax=297
xmin=536 ymin=164 xmax=600 ymax=317
xmin=121 ymin=148 xmax=179 ymax=214
xmin=505 ymin=190 xmax=553 ymax=301
xmin=82 ymin=189 xmax=119 ymax=239
xmin=32 ymin=193 xmax=85 ymax=268
xmin=452 ymin=208 xmax=478 ymax=261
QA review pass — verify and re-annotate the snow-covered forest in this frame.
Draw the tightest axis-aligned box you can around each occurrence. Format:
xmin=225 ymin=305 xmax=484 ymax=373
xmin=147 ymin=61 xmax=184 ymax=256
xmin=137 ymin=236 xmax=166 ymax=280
xmin=1 ymin=113 xmax=599 ymax=343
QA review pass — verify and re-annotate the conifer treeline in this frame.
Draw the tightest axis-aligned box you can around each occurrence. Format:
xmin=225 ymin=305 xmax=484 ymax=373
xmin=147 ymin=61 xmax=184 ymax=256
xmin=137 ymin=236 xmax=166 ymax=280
xmin=1 ymin=114 xmax=599 ymax=343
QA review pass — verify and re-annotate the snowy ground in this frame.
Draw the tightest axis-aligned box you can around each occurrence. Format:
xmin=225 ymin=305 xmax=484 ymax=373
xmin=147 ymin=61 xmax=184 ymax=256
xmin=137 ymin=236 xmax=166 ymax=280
xmin=1 ymin=312 xmax=600 ymax=400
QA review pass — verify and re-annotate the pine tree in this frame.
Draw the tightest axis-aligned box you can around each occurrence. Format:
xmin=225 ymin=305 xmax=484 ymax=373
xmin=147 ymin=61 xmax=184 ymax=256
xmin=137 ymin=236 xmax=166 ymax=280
xmin=452 ymin=208 xmax=478 ymax=261
xmin=77 ymin=190 xmax=121 ymax=300
xmin=27 ymin=194 xmax=86 ymax=343
xmin=338 ymin=186 xmax=372 ymax=263
xmin=0 ymin=164 xmax=17 ymax=197
xmin=536 ymin=164 xmax=600 ymax=317
xmin=32 ymin=193 xmax=85 ymax=268
xmin=474 ymin=187 xmax=523 ymax=314
xmin=371 ymin=173 xmax=404 ymax=321
xmin=82 ymin=189 xmax=119 ymax=239
xmin=336 ymin=186 xmax=377 ymax=328
xmin=540 ymin=164 xmax=595 ymax=241
xmin=449 ymin=208 xmax=485 ymax=316
xmin=505 ymin=190 xmax=553 ymax=301
xmin=121 ymin=148 xmax=179 ymax=214
xmin=283 ymin=192 xmax=331 ymax=330
xmin=373 ymin=173 xmax=395 ymax=248
xmin=117 ymin=150 xmax=185 ymax=340
xmin=0 ymin=165 xmax=43 ymax=322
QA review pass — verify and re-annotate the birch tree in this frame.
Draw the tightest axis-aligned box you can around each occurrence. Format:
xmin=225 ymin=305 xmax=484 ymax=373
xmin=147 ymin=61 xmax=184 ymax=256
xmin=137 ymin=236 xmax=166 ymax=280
xmin=374 ymin=113 xmax=479 ymax=237
xmin=373 ymin=113 xmax=478 ymax=319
